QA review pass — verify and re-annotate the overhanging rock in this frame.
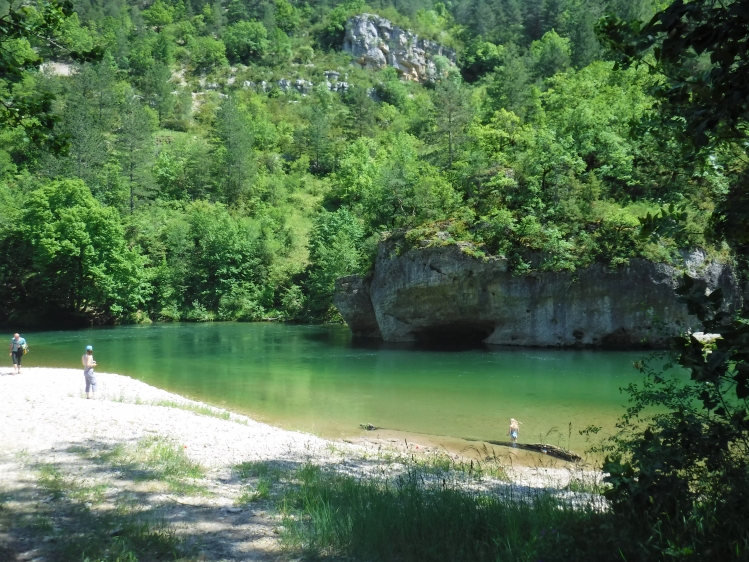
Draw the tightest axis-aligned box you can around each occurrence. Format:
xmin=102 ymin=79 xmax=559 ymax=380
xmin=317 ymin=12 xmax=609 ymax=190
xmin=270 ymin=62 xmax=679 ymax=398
xmin=334 ymin=242 xmax=740 ymax=348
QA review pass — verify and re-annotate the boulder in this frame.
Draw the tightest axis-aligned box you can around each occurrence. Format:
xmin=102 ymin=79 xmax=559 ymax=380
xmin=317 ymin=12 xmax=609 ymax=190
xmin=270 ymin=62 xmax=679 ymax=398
xmin=334 ymin=240 xmax=741 ymax=348
xmin=343 ymin=13 xmax=456 ymax=82
xmin=333 ymin=275 xmax=381 ymax=338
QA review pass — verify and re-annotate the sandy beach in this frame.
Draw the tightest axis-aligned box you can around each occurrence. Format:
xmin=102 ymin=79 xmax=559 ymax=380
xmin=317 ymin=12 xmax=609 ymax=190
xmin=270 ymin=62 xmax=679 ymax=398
xmin=0 ymin=368 xmax=596 ymax=561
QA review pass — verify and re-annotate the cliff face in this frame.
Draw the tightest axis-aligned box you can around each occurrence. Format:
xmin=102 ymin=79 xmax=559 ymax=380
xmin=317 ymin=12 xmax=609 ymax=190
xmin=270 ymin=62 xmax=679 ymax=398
xmin=343 ymin=13 xmax=456 ymax=82
xmin=335 ymin=242 xmax=740 ymax=348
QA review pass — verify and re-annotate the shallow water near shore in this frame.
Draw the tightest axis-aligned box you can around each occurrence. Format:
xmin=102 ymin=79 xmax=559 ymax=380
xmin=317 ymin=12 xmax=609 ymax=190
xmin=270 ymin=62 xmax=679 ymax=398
xmin=19 ymin=323 xmax=645 ymax=456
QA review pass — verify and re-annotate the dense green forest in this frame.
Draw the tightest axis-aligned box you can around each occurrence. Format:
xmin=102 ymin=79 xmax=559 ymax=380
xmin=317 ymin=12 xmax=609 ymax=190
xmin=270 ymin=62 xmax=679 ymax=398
xmin=0 ymin=0 xmax=743 ymax=326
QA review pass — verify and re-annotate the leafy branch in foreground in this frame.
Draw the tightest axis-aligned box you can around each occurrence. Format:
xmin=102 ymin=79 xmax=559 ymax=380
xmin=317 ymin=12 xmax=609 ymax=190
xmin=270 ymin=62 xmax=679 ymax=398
xmin=603 ymin=274 xmax=749 ymax=558
xmin=596 ymin=0 xmax=749 ymax=150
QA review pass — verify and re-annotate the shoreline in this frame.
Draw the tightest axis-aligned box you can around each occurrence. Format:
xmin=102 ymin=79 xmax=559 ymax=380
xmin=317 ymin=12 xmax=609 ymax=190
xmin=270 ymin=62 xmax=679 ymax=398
xmin=0 ymin=368 xmax=602 ymax=561
xmin=0 ymin=367 xmax=357 ymax=469
xmin=0 ymin=367 xmax=591 ymax=474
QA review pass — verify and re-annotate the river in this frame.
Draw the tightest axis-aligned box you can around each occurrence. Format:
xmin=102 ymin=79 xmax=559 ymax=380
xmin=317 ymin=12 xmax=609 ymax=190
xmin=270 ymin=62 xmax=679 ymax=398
xmin=18 ymin=323 xmax=645 ymax=457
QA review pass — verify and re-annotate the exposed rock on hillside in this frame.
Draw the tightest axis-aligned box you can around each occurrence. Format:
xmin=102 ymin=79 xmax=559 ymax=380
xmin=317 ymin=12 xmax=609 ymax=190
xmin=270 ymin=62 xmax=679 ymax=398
xmin=343 ymin=13 xmax=456 ymax=82
xmin=334 ymin=238 xmax=741 ymax=348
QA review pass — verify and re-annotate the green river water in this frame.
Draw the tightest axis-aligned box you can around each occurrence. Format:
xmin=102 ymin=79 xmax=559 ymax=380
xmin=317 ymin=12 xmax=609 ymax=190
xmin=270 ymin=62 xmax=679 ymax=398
xmin=18 ymin=323 xmax=645 ymax=456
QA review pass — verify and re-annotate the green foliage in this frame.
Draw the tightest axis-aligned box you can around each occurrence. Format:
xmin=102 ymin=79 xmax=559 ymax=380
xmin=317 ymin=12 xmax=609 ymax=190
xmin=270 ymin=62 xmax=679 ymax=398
xmin=530 ymin=29 xmax=571 ymax=79
xmin=274 ymin=0 xmax=299 ymax=32
xmin=596 ymin=0 xmax=749 ymax=149
xmin=460 ymin=38 xmax=504 ymax=82
xmin=141 ymin=0 xmax=174 ymax=28
xmin=306 ymin=208 xmax=364 ymax=319
xmin=0 ymin=0 xmax=100 ymax=152
xmin=187 ymin=35 xmax=227 ymax=72
xmin=0 ymin=179 xmax=146 ymax=324
xmin=128 ymin=200 xmax=271 ymax=321
xmin=0 ymin=0 xmax=739 ymax=326
xmin=602 ymin=278 xmax=749 ymax=559
xmin=223 ymin=20 xmax=269 ymax=63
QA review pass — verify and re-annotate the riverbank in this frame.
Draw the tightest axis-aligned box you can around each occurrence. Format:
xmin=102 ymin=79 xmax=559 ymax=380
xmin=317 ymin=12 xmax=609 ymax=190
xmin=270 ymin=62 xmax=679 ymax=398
xmin=0 ymin=368 xmax=601 ymax=561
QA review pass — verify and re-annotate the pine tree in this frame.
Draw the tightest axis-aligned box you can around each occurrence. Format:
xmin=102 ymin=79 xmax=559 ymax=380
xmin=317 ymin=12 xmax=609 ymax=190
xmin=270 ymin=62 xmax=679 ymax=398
xmin=116 ymin=96 xmax=156 ymax=214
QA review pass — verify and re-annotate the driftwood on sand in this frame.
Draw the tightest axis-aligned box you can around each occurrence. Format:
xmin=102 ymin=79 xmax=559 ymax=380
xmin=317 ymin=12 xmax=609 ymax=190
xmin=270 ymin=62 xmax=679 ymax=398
xmin=358 ymin=423 xmax=581 ymax=462
xmin=465 ymin=438 xmax=582 ymax=462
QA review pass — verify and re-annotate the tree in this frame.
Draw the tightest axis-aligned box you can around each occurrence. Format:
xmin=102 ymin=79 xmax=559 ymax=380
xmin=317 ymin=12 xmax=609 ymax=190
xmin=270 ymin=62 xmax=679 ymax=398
xmin=364 ymin=133 xmax=460 ymax=230
xmin=306 ymin=208 xmax=364 ymax=319
xmin=274 ymin=0 xmax=299 ymax=32
xmin=223 ymin=20 xmax=269 ymax=64
xmin=530 ymin=29 xmax=571 ymax=80
xmin=83 ymin=58 xmax=119 ymax=130
xmin=182 ymin=201 xmax=268 ymax=315
xmin=302 ymin=89 xmax=339 ymax=174
xmin=142 ymin=63 xmax=176 ymax=125
xmin=562 ymin=0 xmax=602 ymax=68
xmin=597 ymin=0 xmax=749 ymax=269
xmin=460 ymin=38 xmax=504 ymax=82
xmin=522 ymin=0 xmax=546 ymax=41
xmin=46 ymin=66 xmax=114 ymax=195
xmin=7 ymin=179 xmax=146 ymax=323
xmin=213 ymin=96 xmax=256 ymax=204
xmin=116 ymin=95 xmax=156 ymax=214
xmin=466 ymin=0 xmax=496 ymax=38
xmin=431 ymin=78 xmax=474 ymax=168
xmin=485 ymin=43 xmax=532 ymax=116
xmin=594 ymin=2 xmax=749 ymax=557
xmin=342 ymin=84 xmax=377 ymax=139
xmin=332 ymin=137 xmax=381 ymax=213
xmin=142 ymin=0 xmax=175 ymax=29
xmin=187 ymin=35 xmax=227 ymax=72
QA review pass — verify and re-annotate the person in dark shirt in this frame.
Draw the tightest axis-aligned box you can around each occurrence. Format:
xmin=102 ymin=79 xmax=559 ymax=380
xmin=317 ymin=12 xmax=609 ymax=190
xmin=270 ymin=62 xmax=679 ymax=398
xmin=9 ymin=333 xmax=27 ymax=375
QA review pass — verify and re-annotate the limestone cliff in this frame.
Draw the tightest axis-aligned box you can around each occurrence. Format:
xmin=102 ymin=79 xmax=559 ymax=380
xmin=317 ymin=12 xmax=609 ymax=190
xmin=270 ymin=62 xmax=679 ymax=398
xmin=334 ymin=240 xmax=740 ymax=348
xmin=343 ymin=13 xmax=456 ymax=82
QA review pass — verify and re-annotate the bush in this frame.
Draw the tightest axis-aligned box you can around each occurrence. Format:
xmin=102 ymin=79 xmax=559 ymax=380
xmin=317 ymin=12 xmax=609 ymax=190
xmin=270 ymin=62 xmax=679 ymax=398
xmin=602 ymin=277 xmax=749 ymax=559
xmin=187 ymin=36 xmax=227 ymax=72
xmin=223 ymin=21 xmax=269 ymax=64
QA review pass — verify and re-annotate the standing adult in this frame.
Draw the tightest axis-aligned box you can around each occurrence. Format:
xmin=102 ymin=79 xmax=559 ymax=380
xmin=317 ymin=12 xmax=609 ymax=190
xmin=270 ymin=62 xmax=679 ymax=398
xmin=82 ymin=345 xmax=98 ymax=399
xmin=9 ymin=333 xmax=27 ymax=375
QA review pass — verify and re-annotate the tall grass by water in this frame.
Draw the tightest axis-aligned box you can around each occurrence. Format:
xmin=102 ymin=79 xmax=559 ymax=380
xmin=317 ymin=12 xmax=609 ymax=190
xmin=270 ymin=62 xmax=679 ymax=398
xmin=269 ymin=458 xmax=648 ymax=562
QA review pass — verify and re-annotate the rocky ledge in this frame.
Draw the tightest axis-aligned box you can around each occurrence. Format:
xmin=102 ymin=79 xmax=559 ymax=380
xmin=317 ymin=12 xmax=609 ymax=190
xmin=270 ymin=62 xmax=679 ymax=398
xmin=343 ymin=13 xmax=456 ymax=82
xmin=334 ymin=240 xmax=741 ymax=348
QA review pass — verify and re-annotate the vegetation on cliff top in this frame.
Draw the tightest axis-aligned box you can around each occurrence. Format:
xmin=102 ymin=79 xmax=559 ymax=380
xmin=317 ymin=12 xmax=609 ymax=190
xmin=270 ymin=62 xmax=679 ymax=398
xmin=0 ymin=0 xmax=744 ymax=326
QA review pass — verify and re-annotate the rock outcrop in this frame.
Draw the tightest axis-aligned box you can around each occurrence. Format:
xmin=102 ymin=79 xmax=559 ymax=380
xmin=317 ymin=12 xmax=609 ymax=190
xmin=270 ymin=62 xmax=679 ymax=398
xmin=343 ymin=13 xmax=456 ymax=82
xmin=334 ymin=275 xmax=381 ymax=338
xmin=334 ymin=240 xmax=741 ymax=348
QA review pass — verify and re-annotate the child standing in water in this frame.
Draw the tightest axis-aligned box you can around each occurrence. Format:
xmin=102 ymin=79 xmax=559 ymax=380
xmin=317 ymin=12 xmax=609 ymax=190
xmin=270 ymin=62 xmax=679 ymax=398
xmin=82 ymin=345 xmax=97 ymax=399
xmin=508 ymin=418 xmax=522 ymax=446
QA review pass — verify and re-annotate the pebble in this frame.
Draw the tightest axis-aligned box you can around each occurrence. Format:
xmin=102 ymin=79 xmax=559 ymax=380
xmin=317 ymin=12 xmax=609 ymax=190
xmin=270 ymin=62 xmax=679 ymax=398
xmin=226 ymin=507 xmax=242 ymax=513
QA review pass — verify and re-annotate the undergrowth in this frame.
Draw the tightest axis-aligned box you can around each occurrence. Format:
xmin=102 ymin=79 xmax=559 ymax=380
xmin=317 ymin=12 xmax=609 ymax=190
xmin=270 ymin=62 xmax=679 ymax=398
xmin=276 ymin=461 xmax=648 ymax=562
xmin=32 ymin=463 xmax=182 ymax=562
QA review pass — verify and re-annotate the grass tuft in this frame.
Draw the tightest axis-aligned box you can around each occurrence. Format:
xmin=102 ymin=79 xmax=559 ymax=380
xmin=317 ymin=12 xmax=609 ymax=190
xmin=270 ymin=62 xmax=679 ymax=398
xmin=234 ymin=460 xmax=283 ymax=505
xmin=150 ymin=399 xmax=233 ymax=421
xmin=96 ymin=436 xmax=207 ymax=494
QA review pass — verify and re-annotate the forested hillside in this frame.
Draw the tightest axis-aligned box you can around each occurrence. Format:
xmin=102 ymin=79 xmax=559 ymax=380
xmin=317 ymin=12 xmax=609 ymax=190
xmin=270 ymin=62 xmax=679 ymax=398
xmin=0 ymin=0 xmax=741 ymax=327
